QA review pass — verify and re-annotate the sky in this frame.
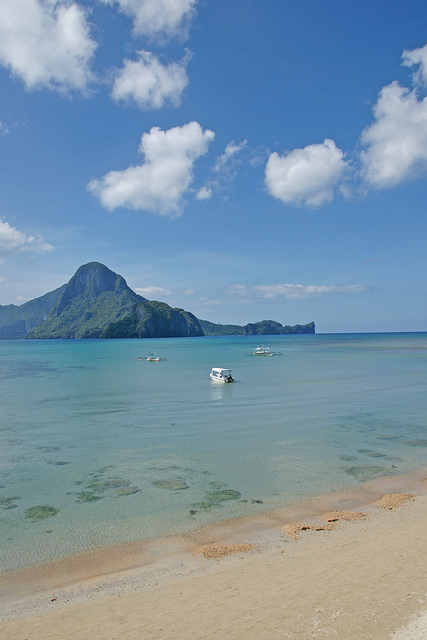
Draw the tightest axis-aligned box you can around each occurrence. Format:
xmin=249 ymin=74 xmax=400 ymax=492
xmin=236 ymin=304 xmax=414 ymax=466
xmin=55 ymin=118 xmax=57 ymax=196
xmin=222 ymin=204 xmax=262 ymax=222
xmin=0 ymin=0 xmax=426 ymax=333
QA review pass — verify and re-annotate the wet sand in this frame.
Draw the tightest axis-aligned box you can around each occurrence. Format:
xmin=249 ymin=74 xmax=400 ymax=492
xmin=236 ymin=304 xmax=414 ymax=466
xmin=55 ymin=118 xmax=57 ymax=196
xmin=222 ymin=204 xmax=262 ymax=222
xmin=1 ymin=468 xmax=426 ymax=639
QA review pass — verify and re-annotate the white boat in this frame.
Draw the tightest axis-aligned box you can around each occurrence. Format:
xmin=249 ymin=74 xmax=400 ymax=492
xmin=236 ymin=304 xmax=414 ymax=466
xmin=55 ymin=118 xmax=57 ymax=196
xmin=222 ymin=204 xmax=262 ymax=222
xmin=246 ymin=345 xmax=282 ymax=356
xmin=138 ymin=353 xmax=167 ymax=362
xmin=210 ymin=368 xmax=234 ymax=383
xmin=254 ymin=345 xmax=273 ymax=355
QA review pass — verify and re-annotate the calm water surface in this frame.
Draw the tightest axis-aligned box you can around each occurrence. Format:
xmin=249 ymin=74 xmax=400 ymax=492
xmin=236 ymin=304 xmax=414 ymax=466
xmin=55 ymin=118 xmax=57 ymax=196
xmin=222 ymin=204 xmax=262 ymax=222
xmin=1 ymin=333 xmax=426 ymax=572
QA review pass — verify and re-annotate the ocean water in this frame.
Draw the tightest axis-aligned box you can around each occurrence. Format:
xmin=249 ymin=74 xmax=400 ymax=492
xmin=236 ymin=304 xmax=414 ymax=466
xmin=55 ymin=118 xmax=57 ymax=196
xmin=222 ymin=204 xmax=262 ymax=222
xmin=1 ymin=333 xmax=426 ymax=573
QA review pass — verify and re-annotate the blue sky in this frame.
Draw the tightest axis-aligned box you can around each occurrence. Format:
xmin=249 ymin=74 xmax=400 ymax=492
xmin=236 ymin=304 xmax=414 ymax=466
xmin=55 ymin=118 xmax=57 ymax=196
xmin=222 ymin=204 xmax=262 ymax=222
xmin=0 ymin=0 xmax=426 ymax=333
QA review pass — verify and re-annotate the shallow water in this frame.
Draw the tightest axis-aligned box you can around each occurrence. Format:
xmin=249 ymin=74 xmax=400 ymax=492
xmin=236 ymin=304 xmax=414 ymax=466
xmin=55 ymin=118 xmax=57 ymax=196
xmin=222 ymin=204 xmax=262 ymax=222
xmin=1 ymin=333 xmax=426 ymax=572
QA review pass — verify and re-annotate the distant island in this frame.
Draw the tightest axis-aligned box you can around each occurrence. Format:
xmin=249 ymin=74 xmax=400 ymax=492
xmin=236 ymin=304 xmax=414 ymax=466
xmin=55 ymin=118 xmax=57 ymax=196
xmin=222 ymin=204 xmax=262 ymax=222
xmin=0 ymin=262 xmax=315 ymax=340
xmin=199 ymin=318 xmax=315 ymax=336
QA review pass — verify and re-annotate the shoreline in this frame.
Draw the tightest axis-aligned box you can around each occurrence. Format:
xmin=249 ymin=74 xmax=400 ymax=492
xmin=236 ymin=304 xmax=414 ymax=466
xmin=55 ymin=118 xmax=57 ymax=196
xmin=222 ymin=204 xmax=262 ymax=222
xmin=1 ymin=465 xmax=426 ymax=634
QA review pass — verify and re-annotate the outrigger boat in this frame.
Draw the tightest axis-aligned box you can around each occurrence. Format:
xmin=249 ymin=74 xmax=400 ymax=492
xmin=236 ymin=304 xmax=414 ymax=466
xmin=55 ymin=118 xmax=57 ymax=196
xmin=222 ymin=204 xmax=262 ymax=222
xmin=209 ymin=368 xmax=234 ymax=383
xmin=246 ymin=345 xmax=282 ymax=356
xmin=138 ymin=353 xmax=167 ymax=362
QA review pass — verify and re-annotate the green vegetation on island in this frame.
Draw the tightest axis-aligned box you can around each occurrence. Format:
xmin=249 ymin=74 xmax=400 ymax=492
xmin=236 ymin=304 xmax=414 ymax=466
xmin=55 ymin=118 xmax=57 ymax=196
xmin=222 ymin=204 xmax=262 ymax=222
xmin=199 ymin=318 xmax=315 ymax=336
xmin=100 ymin=299 xmax=202 ymax=339
xmin=0 ymin=262 xmax=315 ymax=339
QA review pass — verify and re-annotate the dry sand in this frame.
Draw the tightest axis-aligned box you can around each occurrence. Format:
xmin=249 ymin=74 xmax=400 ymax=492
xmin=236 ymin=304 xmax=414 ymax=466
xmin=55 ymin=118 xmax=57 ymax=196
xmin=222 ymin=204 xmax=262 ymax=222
xmin=1 ymin=470 xmax=426 ymax=640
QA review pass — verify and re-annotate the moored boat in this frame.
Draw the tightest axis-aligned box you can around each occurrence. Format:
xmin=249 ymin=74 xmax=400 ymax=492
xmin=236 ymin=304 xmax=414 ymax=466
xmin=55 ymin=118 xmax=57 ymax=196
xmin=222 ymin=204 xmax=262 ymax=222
xmin=246 ymin=345 xmax=282 ymax=356
xmin=138 ymin=353 xmax=167 ymax=361
xmin=209 ymin=367 xmax=234 ymax=383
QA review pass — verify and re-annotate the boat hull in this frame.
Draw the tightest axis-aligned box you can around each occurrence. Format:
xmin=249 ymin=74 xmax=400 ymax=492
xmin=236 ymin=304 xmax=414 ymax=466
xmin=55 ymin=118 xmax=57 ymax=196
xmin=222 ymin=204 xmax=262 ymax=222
xmin=210 ymin=373 xmax=234 ymax=383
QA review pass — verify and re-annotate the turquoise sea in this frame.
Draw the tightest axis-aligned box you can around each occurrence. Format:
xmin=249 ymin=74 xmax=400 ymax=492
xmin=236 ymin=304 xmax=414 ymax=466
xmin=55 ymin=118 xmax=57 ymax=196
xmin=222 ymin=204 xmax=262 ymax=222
xmin=1 ymin=333 xmax=427 ymax=573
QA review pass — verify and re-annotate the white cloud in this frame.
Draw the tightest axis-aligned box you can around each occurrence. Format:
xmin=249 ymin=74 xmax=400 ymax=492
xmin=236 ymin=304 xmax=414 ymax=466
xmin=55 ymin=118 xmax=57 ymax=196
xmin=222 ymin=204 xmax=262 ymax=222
xmin=197 ymin=139 xmax=247 ymax=199
xmin=402 ymin=44 xmax=427 ymax=88
xmin=227 ymin=283 xmax=369 ymax=300
xmin=0 ymin=0 xmax=97 ymax=93
xmin=196 ymin=186 xmax=212 ymax=200
xmin=0 ymin=218 xmax=54 ymax=255
xmin=100 ymin=0 xmax=198 ymax=40
xmin=88 ymin=121 xmax=215 ymax=216
xmin=360 ymin=81 xmax=427 ymax=188
xmin=134 ymin=286 xmax=170 ymax=298
xmin=265 ymin=139 xmax=347 ymax=207
xmin=188 ymin=297 xmax=223 ymax=313
xmin=111 ymin=50 xmax=189 ymax=109
xmin=214 ymin=140 xmax=247 ymax=173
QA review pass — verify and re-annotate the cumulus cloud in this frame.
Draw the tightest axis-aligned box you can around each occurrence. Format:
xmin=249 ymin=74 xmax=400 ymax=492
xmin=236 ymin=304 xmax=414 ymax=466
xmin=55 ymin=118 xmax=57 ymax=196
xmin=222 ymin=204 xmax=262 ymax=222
xmin=100 ymin=0 xmax=198 ymax=40
xmin=360 ymin=81 xmax=427 ymax=188
xmin=227 ymin=283 xmax=369 ymax=300
xmin=88 ymin=121 xmax=215 ymax=216
xmin=402 ymin=44 xmax=427 ymax=88
xmin=0 ymin=218 xmax=54 ymax=255
xmin=0 ymin=0 xmax=97 ymax=93
xmin=265 ymin=139 xmax=347 ymax=207
xmin=111 ymin=50 xmax=189 ymax=109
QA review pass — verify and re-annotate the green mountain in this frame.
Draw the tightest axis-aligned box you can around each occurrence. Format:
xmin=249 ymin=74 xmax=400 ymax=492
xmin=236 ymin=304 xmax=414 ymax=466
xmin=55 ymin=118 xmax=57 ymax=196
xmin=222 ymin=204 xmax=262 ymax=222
xmin=0 ymin=284 xmax=66 ymax=339
xmin=198 ymin=320 xmax=246 ymax=336
xmin=100 ymin=300 xmax=203 ymax=339
xmin=0 ymin=262 xmax=203 ymax=340
xmin=0 ymin=262 xmax=315 ymax=339
xmin=243 ymin=320 xmax=315 ymax=335
xmin=198 ymin=319 xmax=315 ymax=336
xmin=26 ymin=262 xmax=145 ymax=339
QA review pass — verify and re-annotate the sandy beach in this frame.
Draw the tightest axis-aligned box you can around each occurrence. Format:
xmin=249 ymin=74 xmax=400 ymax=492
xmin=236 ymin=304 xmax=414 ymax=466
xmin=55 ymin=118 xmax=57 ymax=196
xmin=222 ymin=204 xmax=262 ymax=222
xmin=1 ymin=469 xmax=426 ymax=640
